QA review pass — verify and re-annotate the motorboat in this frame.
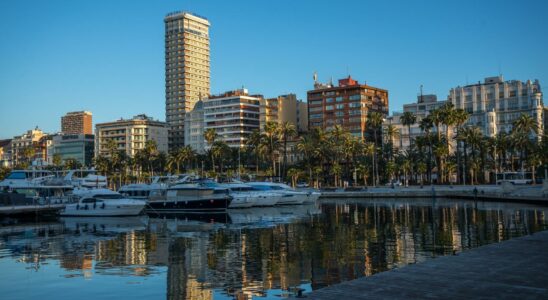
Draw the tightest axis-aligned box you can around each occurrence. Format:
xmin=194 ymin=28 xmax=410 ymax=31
xmin=0 ymin=169 xmax=57 ymax=189
xmin=219 ymin=183 xmax=280 ymax=208
xmin=60 ymin=189 xmax=146 ymax=217
xmin=146 ymin=182 xmax=232 ymax=213
xmin=63 ymin=170 xmax=107 ymax=188
xmin=246 ymin=182 xmax=307 ymax=205
xmin=119 ymin=176 xmax=177 ymax=200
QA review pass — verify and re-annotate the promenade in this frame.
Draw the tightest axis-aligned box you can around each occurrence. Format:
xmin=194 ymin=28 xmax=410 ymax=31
xmin=319 ymin=184 xmax=548 ymax=205
xmin=298 ymin=230 xmax=548 ymax=299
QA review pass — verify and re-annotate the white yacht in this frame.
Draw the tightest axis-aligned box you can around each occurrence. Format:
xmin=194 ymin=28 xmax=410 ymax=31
xmin=0 ymin=169 xmax=57 ymax=189
xmin=61 ymin=189 xmax=146 ymax=217
xmin=246 ymin=182 xmax=308 ymax=205
xmin=219 ymin=183 xmax=279 ymax=208
xmin=63 ymin=170 xmax=107 ymax=188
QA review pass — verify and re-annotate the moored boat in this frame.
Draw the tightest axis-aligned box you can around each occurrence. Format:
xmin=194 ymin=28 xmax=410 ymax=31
xmin=61 ymin=189 xmax=146 ymax=217
xmin=146 ymin=183 xmax=231 ymax=213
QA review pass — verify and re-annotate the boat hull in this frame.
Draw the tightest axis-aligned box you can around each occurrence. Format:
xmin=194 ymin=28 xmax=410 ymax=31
xmin=60 ymin=202 xmax=145 ymax=217
xmin=146 ymin=198 xmax=231 ymax=212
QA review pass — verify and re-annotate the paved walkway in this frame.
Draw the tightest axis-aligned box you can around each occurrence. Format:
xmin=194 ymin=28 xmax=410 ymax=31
xmin=299 ymin=230 xmax=548 ymax=299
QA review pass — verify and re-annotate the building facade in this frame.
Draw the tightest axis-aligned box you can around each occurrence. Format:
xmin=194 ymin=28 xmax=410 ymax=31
xmin=203 ymin=89 xmax=261 ymax=148
xmin=61 ymin=111 xmax=93 ymax=135
xmin=10 ymin=128 xmax=48 ymax=167
xmin=95 ymin=115 xmax=168 ymax=157
xmin=165 ymin=11 xmax=210 ymax=150
xmin=260 ymin=94 xmax=309 ymax=132
xmin=448 ymin=76 xmax=543 ymax=137
xmin=307 ymin=75 xmax=389 ymax=139
xmin=0 ymin=139 xmax=12 ymax=167
xmin=384 ymin=94 xmax=447 ymax=150
xmin=51 ymin=134 xmax=95 ymax=167
xmin=184 ymin=100 xmax=206 ymax=153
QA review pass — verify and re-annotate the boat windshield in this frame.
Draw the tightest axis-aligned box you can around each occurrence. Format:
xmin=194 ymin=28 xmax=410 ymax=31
xmin=93 ymin=194 xmax=123 ymax=200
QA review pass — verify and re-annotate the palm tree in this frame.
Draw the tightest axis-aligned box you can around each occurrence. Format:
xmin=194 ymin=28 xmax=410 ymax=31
xmin=246 ymin=129 xmax=262 ymax=175
xmin=287 ymin=167 xmax=303 ymax=187
xmin=278 ymin=122 xmax=297 ymax=179
xmin=211 ymin=140 xmax=231 ymax=174
xmin=384 ymin=124 xmax=400 ymax=160
xmin=22 ymin=146 xmax=36 ymax=166
xmin=176 ymin=145 xmax=196 ymax=173
xmin=296 ymin=135 xmax=316 ymax=186
xmin=362 ymin=142 xmax=376 ymax=186
xmin=367 ymin=112 xmax=384 ymax=185
xmin=262 ymin=122 xmax=281 ymax=179
xmin=513 ymin=113 xmax=539 ymax=137
xmin=400 ymin=111 xmax=416 ymax=147
xmin=453 ymin=109 xmax=469 ymax=184
xmin=204 ymin=128 xmax=217 ymax=171
xmin=419 ymin=116 xmax=433 ymax=183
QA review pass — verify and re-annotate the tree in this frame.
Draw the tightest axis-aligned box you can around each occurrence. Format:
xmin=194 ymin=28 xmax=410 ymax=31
xmin=52 ymin=154 xmax=62 ymax=169
xmin=367 ymin=112 xmax=384 ymax=186
xmin=453 ymin=109 xmax=469 ymax=184
xmin=176 ymin=145 xmax=196 ymax=173
xmin=287 ymin=167 xmax=303 ymax=187
xmin=278 ymin=122 xmax=297 ymax=179
xmin=400 ymin=111 xmax=416 ymax=147
xmin=262 ymin=122 xmax=281 ymax=179
xmin=204 ymin=128 xmax=218 ymax=171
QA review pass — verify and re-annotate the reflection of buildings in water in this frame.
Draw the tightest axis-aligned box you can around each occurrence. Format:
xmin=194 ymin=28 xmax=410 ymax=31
xmin=166 ymin=237 xmax=213 ymax=300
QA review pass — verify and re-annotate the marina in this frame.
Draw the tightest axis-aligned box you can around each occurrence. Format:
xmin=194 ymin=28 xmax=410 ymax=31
xmin=1 ymin=198 xmax=546 ymax=299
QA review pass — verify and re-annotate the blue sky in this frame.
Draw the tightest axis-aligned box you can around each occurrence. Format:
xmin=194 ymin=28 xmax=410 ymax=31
xmin=1 ymin=0 xmax=547 ymax=139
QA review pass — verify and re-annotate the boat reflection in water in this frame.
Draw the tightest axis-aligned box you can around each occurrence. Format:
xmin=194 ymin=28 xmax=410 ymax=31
xmin=0 ymin=199 xmax=547 ymax=300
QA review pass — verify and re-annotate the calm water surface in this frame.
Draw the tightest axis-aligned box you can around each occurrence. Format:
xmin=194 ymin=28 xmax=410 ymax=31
xmin=1 ymin=199 xmax=547 ymax=300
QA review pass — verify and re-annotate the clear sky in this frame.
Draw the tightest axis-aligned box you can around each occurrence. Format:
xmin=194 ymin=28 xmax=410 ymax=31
xmin=1 ymin=0 xmax=547 ymax=139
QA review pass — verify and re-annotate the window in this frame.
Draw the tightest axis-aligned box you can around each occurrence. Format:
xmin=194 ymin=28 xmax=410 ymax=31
xmin=326 ymin=98 xmax=335 ymax=103
xmin=349 ymin=94 xmax=361 ymax=101
xmin=310 ymin=114 xmax=323 ymax=119
xmin=335 ymin=111 xmax=344 ymax=117
xmin=336 ymin=96 xmax=343 ymax=102
xmin=325 ymin=105 xmax=334 ymax=111
xmin=349 ymin=102 xmax=361 ymax=108
xmin=336 ymin=104 xmax=345 ymax=109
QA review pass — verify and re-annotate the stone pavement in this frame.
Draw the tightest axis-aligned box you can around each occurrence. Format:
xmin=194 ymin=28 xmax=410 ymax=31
xmin=298 ymin=230 xmax=548 ymax=299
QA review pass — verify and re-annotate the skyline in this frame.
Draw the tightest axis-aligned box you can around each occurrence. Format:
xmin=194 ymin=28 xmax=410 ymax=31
xmin=1 ymin=0 xmax=548 ymax=139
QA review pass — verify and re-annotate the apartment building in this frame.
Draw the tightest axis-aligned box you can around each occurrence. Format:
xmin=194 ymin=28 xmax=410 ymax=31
xmin=10 ymin=128 xmax=48 ymax=166
xmin=448 ymin=75 xmax=543 ymax=137
xmin=184 ymin=100 xmax=206 ymax=153
xmin=95 ymin=114 xmax=168 ymax=157
xmin=61 ymin=111 xmax=93 ymax=135
xmin=165 ymin=11 xmax=210 ymax=150
xmin=51 ymin=134 xmax=95 ymax=167
xmin=260 ymin=94 xmax=309 ymax=132
xmin=0 ymin=139 xmax=12 ymax=167
xmin=203 ymin=89 xmax=261 ymax=148
xmin=307 ymin=75 xmax=389 ymax=139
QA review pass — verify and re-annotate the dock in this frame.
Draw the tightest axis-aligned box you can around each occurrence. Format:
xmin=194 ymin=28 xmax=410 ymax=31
xmin=319 ymin=184 xmax=548 ymax=205
xmin=298 ymin=230 xmax=548 ymax=299
xmin=0 ymin=204 xmax=65 ymax=216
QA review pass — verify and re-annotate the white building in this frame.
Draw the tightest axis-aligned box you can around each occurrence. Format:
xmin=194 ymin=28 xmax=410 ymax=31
xmin=448 ymin=75 xmax=543 ymax=137
xmin=95 ymin=114 xmax=168 ymax=157
xmin=384 ymin=94 xmax=447 ymax=150
xmin=184 ymin=100 xmax=205 ymax=154
xmin=203 ymin=89 xmax=261 ymax=149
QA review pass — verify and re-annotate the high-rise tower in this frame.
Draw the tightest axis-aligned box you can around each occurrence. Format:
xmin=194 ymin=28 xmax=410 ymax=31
xmin=165 ymin=11 xmax=210 ymax=150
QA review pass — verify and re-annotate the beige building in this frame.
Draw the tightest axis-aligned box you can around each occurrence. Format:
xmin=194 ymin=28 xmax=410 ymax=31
xmin=260 ymin=94 xmax=309 ymax=132
xmin=10 ymin=128 xmax=48 ymax=166
xmin=165 ymin=11 xmax=210 ymax=150
xmin=95 ymin=114 xmax=168 ymax=157
xmin=0 ymin=139 xmax=12 ymax=167
xmin=61 ymin=111 xmax=93 ymax=135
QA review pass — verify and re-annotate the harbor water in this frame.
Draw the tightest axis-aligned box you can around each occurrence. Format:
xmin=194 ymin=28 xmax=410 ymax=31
xmin=1 ymin=198 xmax=547 ymax=299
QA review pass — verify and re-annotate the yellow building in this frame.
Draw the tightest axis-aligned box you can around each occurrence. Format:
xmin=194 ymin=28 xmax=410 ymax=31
xmin=260 ymin=94 xmax=308 ymax=132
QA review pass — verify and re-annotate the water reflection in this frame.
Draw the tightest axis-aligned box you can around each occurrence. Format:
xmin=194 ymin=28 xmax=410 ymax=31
xmin=0 ymin=199 xmax=546 ymax=300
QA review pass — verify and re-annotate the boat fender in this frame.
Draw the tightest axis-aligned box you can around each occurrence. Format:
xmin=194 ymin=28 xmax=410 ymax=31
xmin=84 ymin=204 xmax=88 ymax=210
xmin=76 ymin=204 xmax=80 ymax=210
xmin=93 ymin=202 xmax=96 ymax=209
xmin=101 ymin=203 xmax=105 ymax=209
